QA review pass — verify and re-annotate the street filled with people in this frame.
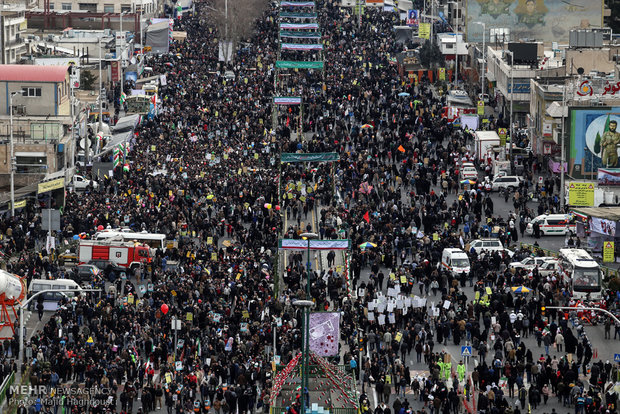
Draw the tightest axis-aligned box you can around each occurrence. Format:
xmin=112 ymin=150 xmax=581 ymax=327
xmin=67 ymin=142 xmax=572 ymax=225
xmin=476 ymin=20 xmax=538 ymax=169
xmin=0 ymin=2 xmax=619 ymax=414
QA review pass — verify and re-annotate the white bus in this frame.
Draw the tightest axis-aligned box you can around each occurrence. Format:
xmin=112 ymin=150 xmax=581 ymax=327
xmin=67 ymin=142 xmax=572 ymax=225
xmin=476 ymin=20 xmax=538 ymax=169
xmin=558 ymin=248 xmax=602 ymax=300
xmin=94 ymin=229 xmax=166 ymax=249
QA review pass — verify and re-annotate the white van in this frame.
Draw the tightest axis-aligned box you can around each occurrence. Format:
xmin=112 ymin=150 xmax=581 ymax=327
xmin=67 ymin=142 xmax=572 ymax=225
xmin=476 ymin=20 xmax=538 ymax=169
xmin=28 ymin=279 xmax=83 ymax=311
xmin=440 ymin=248 xmax=471 ymax=276
xmin=525 ymin=214 xmax=576 ymax=236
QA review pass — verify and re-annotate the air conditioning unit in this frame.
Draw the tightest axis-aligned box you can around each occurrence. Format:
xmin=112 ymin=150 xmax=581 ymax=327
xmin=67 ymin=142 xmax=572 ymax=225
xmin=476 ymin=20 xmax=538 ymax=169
xmin=12 ymin=105 xmax=26 ymax=115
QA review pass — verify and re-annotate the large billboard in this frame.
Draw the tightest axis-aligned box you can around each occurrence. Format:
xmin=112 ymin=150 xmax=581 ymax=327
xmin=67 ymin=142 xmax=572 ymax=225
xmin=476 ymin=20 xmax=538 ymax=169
xmin=569 ymin=108 xmax=620 ymax=179
xmin=466 ymin=0 xmax=603 ymax=43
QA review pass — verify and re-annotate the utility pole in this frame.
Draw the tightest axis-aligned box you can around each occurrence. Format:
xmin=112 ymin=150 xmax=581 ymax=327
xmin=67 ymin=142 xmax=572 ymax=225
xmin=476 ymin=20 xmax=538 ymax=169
xmin=560 ymin=78 xmax=567 ymax=209
xmin=9 ymin=91 xmax=23 ymax=217
xmin=505 ymin=50 xmax=514 ymax=170
xmin=474 ymin=21 xmax=486 ymax=100
xmin=430 ymin=0 xmax=434 ymax=45
xmin=99 ymin=36 xmax=103 ymax=135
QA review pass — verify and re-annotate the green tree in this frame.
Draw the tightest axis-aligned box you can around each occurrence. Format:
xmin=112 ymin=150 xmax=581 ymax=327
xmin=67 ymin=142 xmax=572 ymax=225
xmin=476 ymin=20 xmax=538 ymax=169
xmin=80 ymin=70 xmax=97 ymax=91
xmin=594 ymin=132 xmax=601 ymax=155
xmin=418 ymin=40 xmax=445 ymax=68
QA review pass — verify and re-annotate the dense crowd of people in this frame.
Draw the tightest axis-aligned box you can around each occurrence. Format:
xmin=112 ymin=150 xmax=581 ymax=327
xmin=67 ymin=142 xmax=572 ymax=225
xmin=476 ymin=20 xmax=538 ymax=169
xmin=0 ymin=2 xmax=618 ymax=414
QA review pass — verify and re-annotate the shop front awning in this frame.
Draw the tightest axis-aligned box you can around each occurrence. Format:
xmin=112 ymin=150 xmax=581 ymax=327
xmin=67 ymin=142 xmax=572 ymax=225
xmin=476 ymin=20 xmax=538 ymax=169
xmin=572 ymin=207 xmax=620 ymax=221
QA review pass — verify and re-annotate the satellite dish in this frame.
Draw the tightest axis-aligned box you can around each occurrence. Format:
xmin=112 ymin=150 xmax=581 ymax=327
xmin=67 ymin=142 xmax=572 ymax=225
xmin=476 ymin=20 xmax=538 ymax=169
xmin=577 ymin=67 xmax=585 ymax=75
xmin=79 ymin=138 xmax=91 ymax=149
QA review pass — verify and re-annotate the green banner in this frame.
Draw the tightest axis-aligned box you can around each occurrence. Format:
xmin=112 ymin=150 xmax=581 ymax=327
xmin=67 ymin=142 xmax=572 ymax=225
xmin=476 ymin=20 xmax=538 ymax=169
xmin=281 ymin=152 xmax=339 ymax=163
xmin=280 ymin=30 xmax=322 ymax=38
xmin=276 ymin=60 xmax=324 ymax=69
xmin=280 ymin=12 xmax=318 ymax=18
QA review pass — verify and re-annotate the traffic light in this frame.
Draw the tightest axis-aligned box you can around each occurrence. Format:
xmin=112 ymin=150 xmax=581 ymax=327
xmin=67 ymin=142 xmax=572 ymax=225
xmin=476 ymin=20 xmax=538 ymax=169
xmin=358 ymin=336 xmax=365 ymax=352
xmin=541 ymin=306 xmax=546 ymax=316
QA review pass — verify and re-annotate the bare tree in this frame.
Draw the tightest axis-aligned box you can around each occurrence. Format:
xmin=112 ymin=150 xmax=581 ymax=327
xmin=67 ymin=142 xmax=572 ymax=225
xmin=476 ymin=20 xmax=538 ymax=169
xmin=207 ymin=0 xmax=270 ymax=64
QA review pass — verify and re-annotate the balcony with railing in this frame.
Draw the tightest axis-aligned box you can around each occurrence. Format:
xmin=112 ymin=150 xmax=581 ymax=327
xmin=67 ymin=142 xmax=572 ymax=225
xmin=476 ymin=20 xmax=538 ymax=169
xmin=0 ymin=119 xmax=67 ymax=144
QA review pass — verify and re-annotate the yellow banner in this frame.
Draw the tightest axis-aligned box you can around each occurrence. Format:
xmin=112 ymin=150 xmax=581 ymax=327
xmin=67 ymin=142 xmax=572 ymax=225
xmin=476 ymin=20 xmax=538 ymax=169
xmin=438 ymin=68 xmax=445 ymax=81
xmin=568 ymin=182 xmax=595 ymax=206
xmin=419 ymin=23 xmax=430 ymax=39
xmin=12 ymin=200 xmax=27 ymax=209
xmin=604 ymin=241 xmax=615 ymax=263
xmin=38 ymin=177 xmax=64 ymax=194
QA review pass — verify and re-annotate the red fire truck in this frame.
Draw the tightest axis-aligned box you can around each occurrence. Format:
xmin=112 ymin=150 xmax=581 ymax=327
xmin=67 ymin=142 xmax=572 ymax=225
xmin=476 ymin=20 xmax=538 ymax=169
xmin=78 ymin=240 xmax=151 ymax=273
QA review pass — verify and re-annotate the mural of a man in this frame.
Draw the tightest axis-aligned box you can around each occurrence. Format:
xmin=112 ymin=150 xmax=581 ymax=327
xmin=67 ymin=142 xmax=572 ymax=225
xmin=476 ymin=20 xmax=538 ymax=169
xmin=514 ymin=0 xmax=548 ymax=27
xmin=601 ymin=120 xmax=620 ymax=167
xmin=478 ymin=0 xmax=513 ymax=19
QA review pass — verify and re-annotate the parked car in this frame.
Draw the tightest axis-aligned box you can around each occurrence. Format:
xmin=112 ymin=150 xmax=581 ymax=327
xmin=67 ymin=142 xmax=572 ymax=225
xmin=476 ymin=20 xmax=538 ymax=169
xmin=467 ymin=239 xmax=514 ymax=257
xmin=58 ymin=251 xmax=78 ymax=267
xmin=71 ymin=175 xmax=99 ymax=191
xmin=509 ymin=256 xmax=556 ymax=270
xmin=460 ymin=165 xmax=478 ymax=180
xmin=537 ymin=260 xmax=561 ymax=277
xmin=491 ymin=176 xmax=522 ymax=191
xmin=75 ymin=264 xmax=102 ymax=282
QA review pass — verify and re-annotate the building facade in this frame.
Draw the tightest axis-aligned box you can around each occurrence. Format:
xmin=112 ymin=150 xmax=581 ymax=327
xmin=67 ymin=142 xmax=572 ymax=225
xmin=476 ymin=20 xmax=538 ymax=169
xmin=1 ymin=5 xmax=27 ymax=64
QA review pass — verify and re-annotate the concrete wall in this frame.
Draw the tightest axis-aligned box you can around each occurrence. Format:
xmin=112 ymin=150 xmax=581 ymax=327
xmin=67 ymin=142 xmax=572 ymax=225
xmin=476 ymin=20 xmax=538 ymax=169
xmin=566 ymin=48 xmax=615 ymax=75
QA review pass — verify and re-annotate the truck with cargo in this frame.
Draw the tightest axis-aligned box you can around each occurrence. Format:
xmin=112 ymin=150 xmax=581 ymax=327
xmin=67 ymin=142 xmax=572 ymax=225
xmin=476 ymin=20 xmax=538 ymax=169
xmin=474 ymin=131 xmax=501 ymax=161
xmin=78 ymin=239 xmax=151 ymax=273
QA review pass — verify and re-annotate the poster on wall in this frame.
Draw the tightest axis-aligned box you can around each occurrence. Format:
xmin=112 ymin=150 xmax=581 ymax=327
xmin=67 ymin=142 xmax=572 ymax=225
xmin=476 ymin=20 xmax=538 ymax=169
xmin=308 ymin=312 xmax=340 ymax=356
xmin=569 ymin=108 xmax=620 ymax=179
xmin=406 ymin=10 xmax=419 ymax=27
xmin=465 ymin=0 xmax=603 ymax=44
xmin=597 ymin=168 xmax=620 ymax=186
xmin=590 ymin=216 xmax=617 ymax=237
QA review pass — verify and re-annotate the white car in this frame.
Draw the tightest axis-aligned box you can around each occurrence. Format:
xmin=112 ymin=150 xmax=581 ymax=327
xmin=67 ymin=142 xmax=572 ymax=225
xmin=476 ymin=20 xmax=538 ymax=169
xmin=537 ymin=260 xmax=561 ymax=277
xmin=509 ymin=256 xmax=556 ymax=271
xmin=491 ymin=176 xmax=522 ymax=191
xmin=460 ymin=166 xmax=478 ymax=180
xmin=468 ymin=239 xmax=514 ymax=258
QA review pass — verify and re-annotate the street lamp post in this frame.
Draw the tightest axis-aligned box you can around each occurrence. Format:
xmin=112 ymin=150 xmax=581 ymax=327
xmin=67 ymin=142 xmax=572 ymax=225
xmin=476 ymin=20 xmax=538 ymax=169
xmin=9 ymin=90 xmax=23 ymax=217
xmin=18 ymin=288 xmax=100 ymax=378
xmin=560 ymin=80 xmax=567 ymax=209
xmin=474 ymin=21 xmax=486 ymax=101
xmin=448 ymin=1 xmax=460 ymax=86
xmin=297 ymin=231 xmax=317 ymax=414
xmin=505 ymin=50 xmax=514 ymax=170
xmin=119 ymin=11 xmax=129 ymax=106
xmin=293 ymin=299 xmax=314 ymax=414
xmin=99 ymin=36 xmax=103 ymax=136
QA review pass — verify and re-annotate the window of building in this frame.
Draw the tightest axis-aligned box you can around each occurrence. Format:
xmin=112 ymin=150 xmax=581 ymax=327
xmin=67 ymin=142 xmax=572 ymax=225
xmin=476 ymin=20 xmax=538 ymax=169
xmin=49 ymin=3 xmax=55 ymax=8
xmin=120 ymin=4 xmax=131 ymax=12
xmin=61 ymin=3 xmax=71 ymax=9
xmin=15 ymin=153 xmax=47 ymax=174
xmin=78 ymin=3 xmax=97 ymax=11
xmin=22 ymin=87 xmax=42 ymax=97
xmin=103 ymin=4 xmax=114 ymax=12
